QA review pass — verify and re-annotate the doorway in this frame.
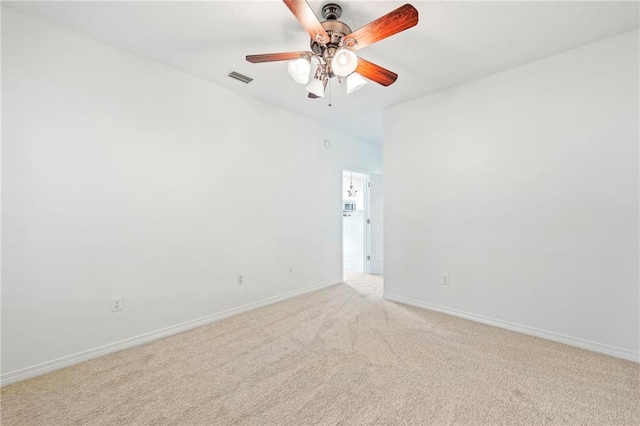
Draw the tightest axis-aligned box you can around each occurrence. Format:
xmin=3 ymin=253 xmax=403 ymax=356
xmin=342 ymin=170 xmax=384 ymax=277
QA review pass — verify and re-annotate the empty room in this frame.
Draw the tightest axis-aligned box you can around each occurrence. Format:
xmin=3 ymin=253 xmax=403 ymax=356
xmin=1 ymin=1 xmax=638 ymax=425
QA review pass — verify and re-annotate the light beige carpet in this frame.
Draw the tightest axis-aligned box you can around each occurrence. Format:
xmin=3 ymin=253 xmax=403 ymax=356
xmin=1 ymin=274 xmax=639 ymax=425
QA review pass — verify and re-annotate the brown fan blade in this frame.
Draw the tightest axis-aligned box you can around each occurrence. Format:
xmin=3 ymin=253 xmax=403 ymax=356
xmin=355 ymin=57 xmax=398 ymax=87
xmin=343 ymin=4 xmax=418 ymax=51
xmin=283 ymin=0 xmax=330 ymax=44
xmin=246 ymin=51 xmax=312 ymax=63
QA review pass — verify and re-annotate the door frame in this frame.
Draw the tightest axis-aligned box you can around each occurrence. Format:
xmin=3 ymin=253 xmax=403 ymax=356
xmin=368 ymin=173 xmax=384 ymax=274
xmin=341 ymin=167 xmax=371 ymax=276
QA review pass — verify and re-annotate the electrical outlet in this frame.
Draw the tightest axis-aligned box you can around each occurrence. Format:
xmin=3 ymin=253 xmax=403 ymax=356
xmin=289 ymin=266 xmax=293 ymax=274
xmin=442 ymin=274 xmax=450 ymax=286
xmin=111 ymin=296 xmax=123 ymax=312
xmin=238 ymin=274 xmax=244 ymax=285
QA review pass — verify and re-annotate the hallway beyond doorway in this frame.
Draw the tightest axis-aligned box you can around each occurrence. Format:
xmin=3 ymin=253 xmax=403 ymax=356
xmin=342 ymin=171 xmax=367 ymax=274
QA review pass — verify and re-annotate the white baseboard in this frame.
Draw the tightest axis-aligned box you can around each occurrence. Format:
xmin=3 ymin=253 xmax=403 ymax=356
xmin=1 ymin=279 xmax=342 ymax=386
xmin=383 ymin=292 xmax=639 ymax=363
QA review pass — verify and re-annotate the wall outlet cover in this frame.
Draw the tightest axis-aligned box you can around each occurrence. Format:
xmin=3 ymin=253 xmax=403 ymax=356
xmin=111 ymin=296 xmax=124 ymax=312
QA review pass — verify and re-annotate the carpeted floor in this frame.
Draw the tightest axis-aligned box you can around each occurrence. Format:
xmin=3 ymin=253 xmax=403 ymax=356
xmin=1 ymin=274 xmax=639 ymax=425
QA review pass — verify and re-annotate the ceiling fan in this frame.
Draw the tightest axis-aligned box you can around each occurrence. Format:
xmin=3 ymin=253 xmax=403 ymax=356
xmin=246 ymin=1 xmax=419 ymax=99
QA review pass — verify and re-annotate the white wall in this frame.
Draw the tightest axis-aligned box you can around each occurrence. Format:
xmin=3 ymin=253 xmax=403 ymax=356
xmin=1 ymin=8 xmax=382 ymax=380
xmin=384 ymin=30 xmax=639 ymax=361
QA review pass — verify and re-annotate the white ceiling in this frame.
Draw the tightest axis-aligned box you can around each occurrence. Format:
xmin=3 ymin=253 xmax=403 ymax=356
xmin=5 ymin=1 xmax=639 ymax=143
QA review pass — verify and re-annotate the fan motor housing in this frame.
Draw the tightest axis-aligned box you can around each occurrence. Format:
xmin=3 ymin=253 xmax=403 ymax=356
xmin=310 ymin=20 xmax=352 ymax=54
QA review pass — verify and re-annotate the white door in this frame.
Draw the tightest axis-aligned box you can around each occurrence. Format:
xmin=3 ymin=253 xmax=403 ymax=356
xmin=369 ymin=174 xmax=384 ymax=274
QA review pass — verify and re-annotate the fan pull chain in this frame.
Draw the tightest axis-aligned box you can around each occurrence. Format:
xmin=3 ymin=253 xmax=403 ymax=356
xmin=328 ymin=77 xmax=332 ymax=107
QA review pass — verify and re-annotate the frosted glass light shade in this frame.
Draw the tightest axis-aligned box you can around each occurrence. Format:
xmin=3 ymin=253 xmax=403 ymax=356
xmin=346 ymin=72 xmax=367 ymax=94
xmin=331 ymin=49 xmax=358 ymax=77
xmin=306 ymin=78 xmax=325 ymax=97
xmin=288 ymin=58 xmax=311 ymax=84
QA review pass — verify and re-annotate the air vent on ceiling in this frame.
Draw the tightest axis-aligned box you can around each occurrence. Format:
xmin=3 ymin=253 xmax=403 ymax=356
xmin=227 ymin=71 xmax=253 ymax=84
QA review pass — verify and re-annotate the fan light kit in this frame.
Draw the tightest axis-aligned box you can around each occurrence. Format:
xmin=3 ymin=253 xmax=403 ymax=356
xmin=247 ymin=1 xmax=419 ymax=100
